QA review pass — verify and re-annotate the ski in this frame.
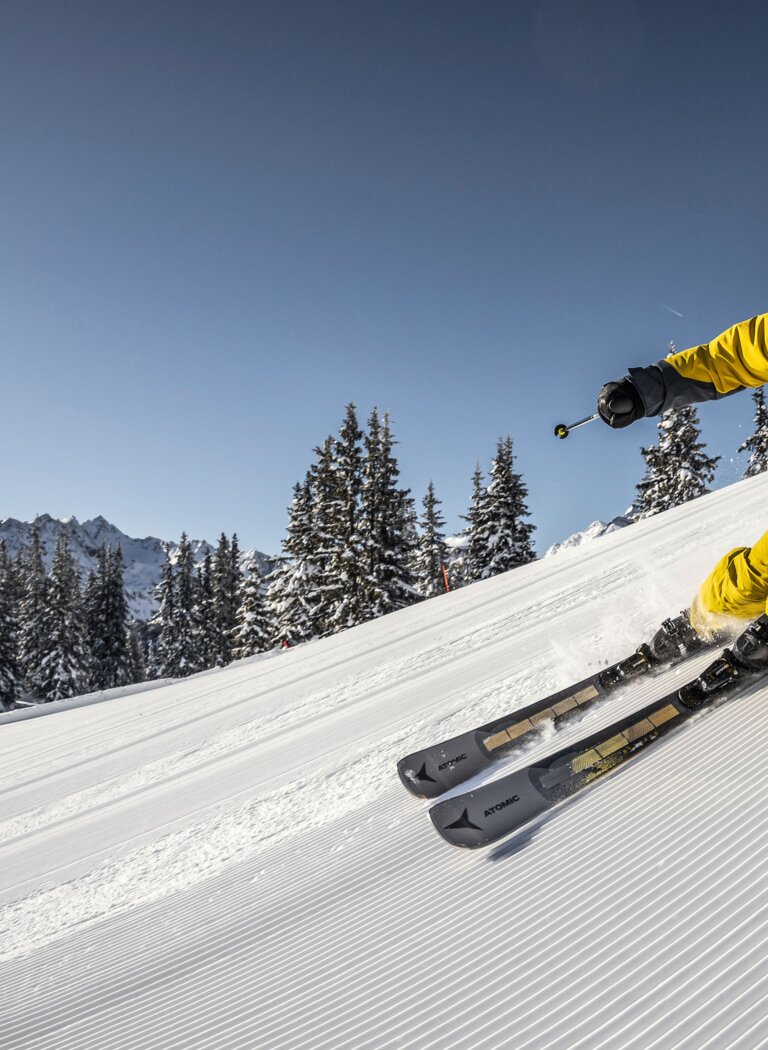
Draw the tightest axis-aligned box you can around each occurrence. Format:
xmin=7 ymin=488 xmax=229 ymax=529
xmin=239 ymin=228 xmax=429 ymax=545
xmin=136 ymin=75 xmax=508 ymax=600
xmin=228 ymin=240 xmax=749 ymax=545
xmin=429 ymin=627 xmax=767 ymax=849
xmin=397 ymin=613 xmax=715 ymax=800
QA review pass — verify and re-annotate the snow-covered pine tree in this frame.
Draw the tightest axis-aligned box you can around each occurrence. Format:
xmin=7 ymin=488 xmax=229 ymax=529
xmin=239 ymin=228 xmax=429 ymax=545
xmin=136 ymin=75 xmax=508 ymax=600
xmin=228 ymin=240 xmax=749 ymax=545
xmin=360 ymin=409 xmax=419 ymax=618
xmin=232 ymin=559 xmax=270 ymax=658
xmin=195 ymin=550 xmax=218 ymax=668
xmin=457 ymin=464 xmax=490 ymax=585
xmin=478 ymin=436 xmax=535 ymax=577
xmin=361 ymin=406 xmax=385 ymax=596
xmin=38 ymin=533 xmax=91 ymax=701
xmin=231 ymin=535 xmax=242 ymax=577
xmin=152 ymin=552 xmax=176 ymax=678
xmin=126 ymin=621 xmax=147 ymax=684
xmin=401 ymin=490 xmax=421 ymax=590
xmin=308 ymin=435 xmax=343 ymax=636
xmin=85 ymin=544 xmax=132 ymax=690
xmin=172 ymin=533 xmax=205 ymax=677
xmin=459 ymin=439 xmax=535 ymax=581
xmin=634 ymin=405 xmax=720 ymax=519
xmin=325 ymin=404 xmax=368 ymax=634
xmin=210 ymin=533 xmax=231 ymax=664
xmin=738 ymin=387 xmax=768 ymax=478
xmin=228 ymin=534 xmax=243 ymax=644
xmin=267 ymin=479 xmax=322 ymax=647
xmin=0 ymin=539 xmax=20 ymax=708
xmin=414 ymin=481 xmax=450 ymax=597
xmin=211 ymin=533 xmax=241 ymax=666
xmin=18 ymin=519 xmax=51 ymax=697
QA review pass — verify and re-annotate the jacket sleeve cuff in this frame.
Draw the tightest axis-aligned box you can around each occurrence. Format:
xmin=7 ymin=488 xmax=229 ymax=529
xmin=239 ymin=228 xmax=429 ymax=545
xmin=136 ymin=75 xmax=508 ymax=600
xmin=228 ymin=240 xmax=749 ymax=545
xmin=627 ymin=363 xmax=666 ymax=416
xmin=627 ymin=360 xmax=739 ymax=417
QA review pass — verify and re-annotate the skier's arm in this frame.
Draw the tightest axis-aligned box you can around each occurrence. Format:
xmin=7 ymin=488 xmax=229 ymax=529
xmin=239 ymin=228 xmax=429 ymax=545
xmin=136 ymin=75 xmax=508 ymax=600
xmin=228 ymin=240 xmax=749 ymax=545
xmin=598 ymin=313 xmax=768 ymax=426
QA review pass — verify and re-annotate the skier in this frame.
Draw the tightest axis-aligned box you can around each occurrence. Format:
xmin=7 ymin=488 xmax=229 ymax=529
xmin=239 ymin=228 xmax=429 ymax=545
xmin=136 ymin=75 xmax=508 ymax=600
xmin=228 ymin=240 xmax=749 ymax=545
xmin=402 ymin=313 xmax=768 ymax=847
xmin=597 ymin=312 xmax=768 ymax=667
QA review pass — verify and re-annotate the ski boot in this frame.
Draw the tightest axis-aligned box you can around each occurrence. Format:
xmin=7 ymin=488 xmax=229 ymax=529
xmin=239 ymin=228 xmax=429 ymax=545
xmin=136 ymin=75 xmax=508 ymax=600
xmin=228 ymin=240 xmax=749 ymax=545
xmin=679 ymin=614 xmax=768 ymax=710
xmin=646 ymin=609 xmax=710 ymax=664
xmin=598 ymin=610 xmax=708 ymax=690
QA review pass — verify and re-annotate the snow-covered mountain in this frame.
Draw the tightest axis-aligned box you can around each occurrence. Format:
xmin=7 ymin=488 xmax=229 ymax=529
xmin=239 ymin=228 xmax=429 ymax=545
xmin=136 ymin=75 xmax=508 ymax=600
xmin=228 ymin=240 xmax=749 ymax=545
xmin=0 ymin=514 xmax=273 ymax=620
xmin=544 ymin=512 xmax=635 ymax=556
xmin=3 ymin=474 xmax=768 ymax=1047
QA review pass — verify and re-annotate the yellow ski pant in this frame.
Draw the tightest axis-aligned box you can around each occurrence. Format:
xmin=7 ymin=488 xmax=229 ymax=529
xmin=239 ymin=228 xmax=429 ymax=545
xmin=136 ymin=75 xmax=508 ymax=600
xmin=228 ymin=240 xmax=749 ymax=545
xmin=692 ymin=534 xmax=768 ymax=636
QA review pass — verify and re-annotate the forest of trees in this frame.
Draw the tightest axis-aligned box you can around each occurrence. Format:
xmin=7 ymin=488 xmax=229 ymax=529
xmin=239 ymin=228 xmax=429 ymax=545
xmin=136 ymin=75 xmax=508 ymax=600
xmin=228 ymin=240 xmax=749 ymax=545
xmin=2 ymin=388 xmax=767 ymax=711
xmin=0 ymin=404 xmax=535 ymax=708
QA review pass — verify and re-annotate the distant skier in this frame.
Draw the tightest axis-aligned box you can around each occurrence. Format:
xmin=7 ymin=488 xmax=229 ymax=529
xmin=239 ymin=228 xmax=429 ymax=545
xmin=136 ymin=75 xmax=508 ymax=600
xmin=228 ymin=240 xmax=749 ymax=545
xmin=597 ymin=313 xmax=768 ymax=654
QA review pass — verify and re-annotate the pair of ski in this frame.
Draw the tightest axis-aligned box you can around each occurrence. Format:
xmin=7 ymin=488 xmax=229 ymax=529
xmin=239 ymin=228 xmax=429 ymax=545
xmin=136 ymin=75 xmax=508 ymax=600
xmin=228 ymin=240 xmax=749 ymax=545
xmin=397 ymin=620 xmax=765 ymax=850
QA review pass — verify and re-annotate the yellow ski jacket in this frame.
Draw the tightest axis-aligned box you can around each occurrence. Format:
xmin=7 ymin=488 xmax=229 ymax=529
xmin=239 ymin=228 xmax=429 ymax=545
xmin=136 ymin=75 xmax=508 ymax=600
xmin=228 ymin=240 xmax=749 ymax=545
xmin=626 ymin=313 xmax=768 ymax=629
xmin=630 ymin=313 xmax=768 ymax=417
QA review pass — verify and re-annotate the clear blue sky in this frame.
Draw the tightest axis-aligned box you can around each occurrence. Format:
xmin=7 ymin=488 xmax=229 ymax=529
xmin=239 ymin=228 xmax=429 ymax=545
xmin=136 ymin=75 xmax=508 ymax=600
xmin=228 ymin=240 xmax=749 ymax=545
xmin=3 ymin=0 xmax=767 ymax=555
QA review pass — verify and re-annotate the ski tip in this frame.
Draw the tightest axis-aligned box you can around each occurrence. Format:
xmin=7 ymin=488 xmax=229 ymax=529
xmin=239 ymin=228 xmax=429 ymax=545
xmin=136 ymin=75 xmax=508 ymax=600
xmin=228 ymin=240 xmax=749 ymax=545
xmin=429 ymin=796 xmax=492 ymax=849
xmin=429 ymin=770 xmax=550 ymax=850
xmin=397 ymin=732 xmax=497 ymax=801
xmin=396 ymin=756 xmax=437 ymax=800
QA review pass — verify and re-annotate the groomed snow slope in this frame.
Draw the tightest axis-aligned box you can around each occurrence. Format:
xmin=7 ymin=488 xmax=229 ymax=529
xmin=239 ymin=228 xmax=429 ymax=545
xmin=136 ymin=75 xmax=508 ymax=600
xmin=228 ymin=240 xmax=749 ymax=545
xmin=3 ymin=474 xmax=768 ymax=1049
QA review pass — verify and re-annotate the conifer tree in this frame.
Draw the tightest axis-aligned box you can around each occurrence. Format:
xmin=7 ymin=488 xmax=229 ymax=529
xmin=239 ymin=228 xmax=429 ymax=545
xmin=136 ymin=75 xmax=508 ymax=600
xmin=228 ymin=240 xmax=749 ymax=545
xmin=228 ymin=533 xmax=243 ymax=643
xmin=195 ymin=550 xmax=218 ymax=667
xmin=18 ymin=519 xmax=50 ymax=696
xmin=738 ymin=387 xmax=768 ymax=478
xmin=415 ymin=482 xmax=450 ymax=597
xmin=634 ymin=404 xmax=720 ymax=519
xmin=460 ymin=439 xmax=535 ymax=581
xmin=0 ymin=539 xmax=20 ymax=708
xmin=153 ymin=550 xmax=183 ymax=678
xmin=479 ymin=437 xmax=536 ymax=577
xmin=268 ymin=403 xmax=429 ymax=642
xmin=126 ymin=621 xmax=147 ymax=684
xmin=268 ymin=479 xmax=322 ymax=646
xmin=325 ymin=404 xmax=368 ymax=633
xmin=361 ymin=410 xmax=418 ymax=616
xmin=458 ymin=464 xmax=490 ymax=585
xmin=85 ymin=545 xmax=132 ymax=690
xmin=308 ymin=436 xmax=343 ymax=635
xmin=211 ymin=534 xmax=230 ymax=664
xmin=38 ymin=534 xmax=91 ymax=701
xmin=402 ymin=493 xmax=422 ymax=590
xmin=211 ymin=533 xmax=241 ymax=665
xmin=172 ymin=533 xmax=205 ymax=676
xmin=233 ymin=560 xmax=270 ymax=658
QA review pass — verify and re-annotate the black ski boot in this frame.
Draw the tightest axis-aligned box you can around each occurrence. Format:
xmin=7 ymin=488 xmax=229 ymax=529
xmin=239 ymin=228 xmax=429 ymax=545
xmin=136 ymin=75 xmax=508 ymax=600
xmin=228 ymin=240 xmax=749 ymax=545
xmin=730 ymin=613 xmax=768 ymax=669
xmin=598 ymin=611 xmax=716 ymax=691
xmin=597 ymin=610 xmax=705 ymax=690
xmin=646 ymin=610 xmax=708 ymax=665
xmin=679 ymin=614 xmax=768 ymax=710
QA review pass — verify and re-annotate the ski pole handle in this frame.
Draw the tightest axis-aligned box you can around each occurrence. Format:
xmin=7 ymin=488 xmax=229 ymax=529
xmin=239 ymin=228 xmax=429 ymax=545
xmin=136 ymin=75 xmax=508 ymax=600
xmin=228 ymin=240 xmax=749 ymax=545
xmin=553 ymin=413 xmax=599 ymax=439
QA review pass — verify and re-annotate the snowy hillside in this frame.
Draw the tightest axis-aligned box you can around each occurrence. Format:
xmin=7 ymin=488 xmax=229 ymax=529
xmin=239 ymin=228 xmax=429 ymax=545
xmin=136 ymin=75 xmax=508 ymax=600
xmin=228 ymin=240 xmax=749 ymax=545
xmin=4 ymin=474 xmax=768 ymax=1048
xmin=0 ymin=515 xmax=272 ymax=620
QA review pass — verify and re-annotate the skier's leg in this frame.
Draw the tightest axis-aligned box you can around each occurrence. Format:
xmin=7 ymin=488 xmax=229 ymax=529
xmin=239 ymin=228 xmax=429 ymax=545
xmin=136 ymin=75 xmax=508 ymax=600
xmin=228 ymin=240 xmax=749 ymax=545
xmin=690 ymin=532 xmax=768 ymax=638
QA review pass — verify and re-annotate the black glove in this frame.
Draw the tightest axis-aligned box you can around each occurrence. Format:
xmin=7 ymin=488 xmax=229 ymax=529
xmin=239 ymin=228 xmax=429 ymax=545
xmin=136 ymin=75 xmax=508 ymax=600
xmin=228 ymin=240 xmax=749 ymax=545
xmin=597 ymin=377 xmax=645 ymax=429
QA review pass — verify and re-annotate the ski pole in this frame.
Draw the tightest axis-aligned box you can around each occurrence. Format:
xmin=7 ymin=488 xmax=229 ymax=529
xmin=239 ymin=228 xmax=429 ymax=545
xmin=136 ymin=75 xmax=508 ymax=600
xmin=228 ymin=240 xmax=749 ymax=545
xmin=553 ymin=413 xmax=599 ymax=439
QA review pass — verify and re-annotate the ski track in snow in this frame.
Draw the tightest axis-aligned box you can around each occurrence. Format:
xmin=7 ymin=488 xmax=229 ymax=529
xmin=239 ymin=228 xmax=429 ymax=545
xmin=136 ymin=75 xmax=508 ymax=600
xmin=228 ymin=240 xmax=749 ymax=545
xmin=3 ymin=475 xmax=768 ymax=1047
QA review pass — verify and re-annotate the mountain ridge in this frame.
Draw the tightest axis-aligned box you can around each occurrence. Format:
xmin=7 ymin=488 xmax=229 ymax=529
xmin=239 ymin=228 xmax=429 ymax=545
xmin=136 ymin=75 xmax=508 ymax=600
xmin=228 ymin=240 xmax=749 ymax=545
xmin=0 ymin=514 xmax=274 ymax=621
